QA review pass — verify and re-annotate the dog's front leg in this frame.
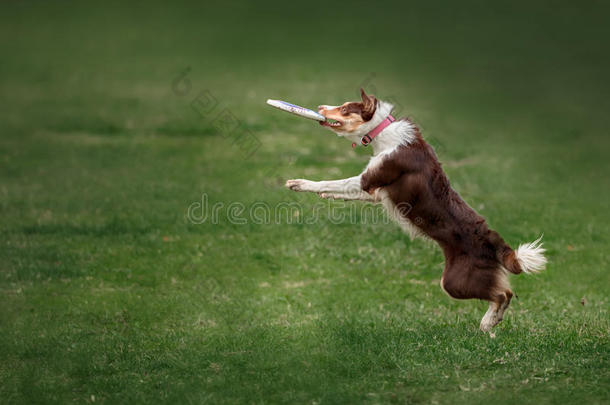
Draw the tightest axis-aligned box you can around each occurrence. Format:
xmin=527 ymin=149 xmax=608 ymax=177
xmin=285 ymin=176 xmax=374 ymax=201
xmin=318 ymin=191 xmax=376 ymax=202
xmin=285 ymin=176 xmax=360 ymax=194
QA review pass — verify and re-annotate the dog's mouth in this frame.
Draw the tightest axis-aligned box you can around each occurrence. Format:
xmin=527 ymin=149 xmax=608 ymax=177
xmin=320 ymin=118 xmax=343 ymax=128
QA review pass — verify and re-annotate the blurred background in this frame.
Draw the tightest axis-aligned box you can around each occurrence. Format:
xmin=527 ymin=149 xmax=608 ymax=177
xmin=1 ymin=1 xmax=608 ymax=403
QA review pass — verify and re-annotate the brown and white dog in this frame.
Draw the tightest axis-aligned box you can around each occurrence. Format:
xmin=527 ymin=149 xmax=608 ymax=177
xmin=286 ymin=88 xmax=547 ymax=331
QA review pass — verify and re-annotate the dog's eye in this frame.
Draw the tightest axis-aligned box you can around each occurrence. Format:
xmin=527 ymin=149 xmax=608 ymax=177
xmin=340 ymin=107 xmax=348 ymax=115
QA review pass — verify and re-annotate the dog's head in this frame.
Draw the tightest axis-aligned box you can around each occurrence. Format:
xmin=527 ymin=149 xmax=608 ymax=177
xmin=317 ymin=88 xmax=394 ymax=143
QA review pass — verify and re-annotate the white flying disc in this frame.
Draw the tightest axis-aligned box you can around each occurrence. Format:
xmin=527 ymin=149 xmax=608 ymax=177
xmin=266 ymin=99 xmax=326 ymax=122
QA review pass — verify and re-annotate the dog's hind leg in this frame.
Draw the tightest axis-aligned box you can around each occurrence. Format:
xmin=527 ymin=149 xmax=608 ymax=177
xmin=480 ymin=301 xmax=501 ymax=332
xmin=480 ymin=272 xmax=513 ymax=332
xmin=441 ymin=260 xmax=513 ymax=331
xmin=480 ymin=292 xmax=513 ymax=332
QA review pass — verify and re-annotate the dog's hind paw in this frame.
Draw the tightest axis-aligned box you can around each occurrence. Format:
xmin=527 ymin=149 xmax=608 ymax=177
xmin=479 ymin=307 xmax=502 ymax=332
xmin=480 ymin=318 xmax=497 ymax=332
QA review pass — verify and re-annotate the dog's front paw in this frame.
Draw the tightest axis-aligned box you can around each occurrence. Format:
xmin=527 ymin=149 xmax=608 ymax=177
xmin=285 ymin=179 xmax=311 ymax=192
xmin=319 ymin=193 xmax=332 ymax=199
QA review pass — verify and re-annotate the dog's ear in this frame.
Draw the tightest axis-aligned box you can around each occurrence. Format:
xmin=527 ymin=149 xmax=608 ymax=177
xmin=360 ymin=88 xmax=371 ymax=104
xmin=360 ymin=88 xmax=377 ymax=121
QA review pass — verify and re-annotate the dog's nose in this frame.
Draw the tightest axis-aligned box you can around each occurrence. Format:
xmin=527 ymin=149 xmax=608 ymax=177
xmin=318 ymin=105 xmax=325 ymax=111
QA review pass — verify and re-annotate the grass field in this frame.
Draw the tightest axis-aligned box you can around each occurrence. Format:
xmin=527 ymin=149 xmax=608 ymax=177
xmin=1 ymin=1 xmax=609 ymax=403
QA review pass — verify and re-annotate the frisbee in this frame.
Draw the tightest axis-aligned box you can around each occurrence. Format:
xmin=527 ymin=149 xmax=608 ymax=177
xmin=266 ymin=99 xmax=326 ymax=122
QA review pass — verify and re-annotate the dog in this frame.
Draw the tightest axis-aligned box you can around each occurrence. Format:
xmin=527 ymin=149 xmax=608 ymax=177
xmin=285 ymin=88 xmax=547 ymax=331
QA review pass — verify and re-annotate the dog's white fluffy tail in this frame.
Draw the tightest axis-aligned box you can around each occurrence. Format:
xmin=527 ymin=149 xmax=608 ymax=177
xmin=515 ymin=235 xmax=547 ymax=274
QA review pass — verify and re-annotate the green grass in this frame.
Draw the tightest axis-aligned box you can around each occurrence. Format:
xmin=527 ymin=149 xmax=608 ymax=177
xmin=1 ymin=1 xmax=609 ymax=403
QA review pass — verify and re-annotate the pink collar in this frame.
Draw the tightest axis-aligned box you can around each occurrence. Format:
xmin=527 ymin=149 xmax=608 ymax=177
xmin=361 ymin=114 xmax=395 ymax=146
